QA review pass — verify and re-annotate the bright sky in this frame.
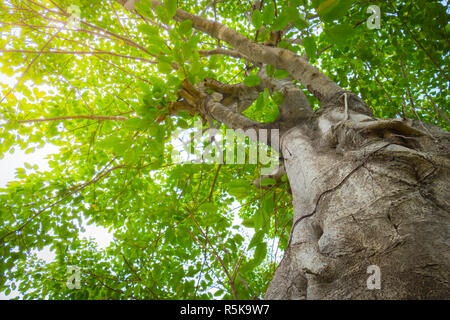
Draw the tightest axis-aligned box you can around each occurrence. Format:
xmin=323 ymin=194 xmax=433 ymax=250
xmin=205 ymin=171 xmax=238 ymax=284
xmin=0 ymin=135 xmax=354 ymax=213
xmin=0 ymin=68 xmax=114 ymax=299
xmin=0 ymin=8 xmax=271 ymax=299
xmin=0 ymin=143 xmax=114 ymax=246
xmin=0 ymin=144 xmax=116 ymax=298
xmin=0 ymin=143 xmax=115 ymax=300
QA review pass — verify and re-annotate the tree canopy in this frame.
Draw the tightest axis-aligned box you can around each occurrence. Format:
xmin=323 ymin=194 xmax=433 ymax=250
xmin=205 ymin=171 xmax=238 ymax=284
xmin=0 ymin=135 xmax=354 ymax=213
xmin=0 ymin=0 xmax=448 ymax=299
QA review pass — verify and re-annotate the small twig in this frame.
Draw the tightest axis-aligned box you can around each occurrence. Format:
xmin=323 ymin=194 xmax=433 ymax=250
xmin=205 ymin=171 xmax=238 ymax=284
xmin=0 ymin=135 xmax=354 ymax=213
xmin=0 ymin=163 xmax=125 ymax=243
xmin=0 ymin=21 xmax=67 ymax=104
xmin=208 ymin=164 xmax=222 ymax=202
xmin=0 ymin=49 xmax=156 ymax=63
xmin=121 ymin=252 xmax=142 ymax=281
xmin=399 ymin=59 xmax=415 ymax=110
xmin=186 ymin=209 xmax=239 ymax=299
xmin=425 ymin=92 xmax=450 ymax=125
xmin=15 ymin=115 xmax=129 ymax=124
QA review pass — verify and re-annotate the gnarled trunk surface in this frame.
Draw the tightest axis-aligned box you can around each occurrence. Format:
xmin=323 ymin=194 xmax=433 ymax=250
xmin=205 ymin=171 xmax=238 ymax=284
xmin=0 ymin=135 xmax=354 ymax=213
xmin=265 ymin=106 xmax=450 ymax=299
xmin=114 ymin=0 xmax=449 ymax=300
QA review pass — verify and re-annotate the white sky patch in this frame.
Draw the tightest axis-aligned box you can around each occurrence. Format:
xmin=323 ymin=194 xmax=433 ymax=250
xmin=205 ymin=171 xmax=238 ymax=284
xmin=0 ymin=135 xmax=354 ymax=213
xmin=0 ymin=144 xmax=115 ymax=300
xmin=0 ymin=144 xmax=59 ymax=187
xmin=0 ymin=5 xmax=280 ymax=299
xmin=80 ymin=219 xmax=114 ymax=249
xmin=0 ymin=144 xmax=115 ymax=246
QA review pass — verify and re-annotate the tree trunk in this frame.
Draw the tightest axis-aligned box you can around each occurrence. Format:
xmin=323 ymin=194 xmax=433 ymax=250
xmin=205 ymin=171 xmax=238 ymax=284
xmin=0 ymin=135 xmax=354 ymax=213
xmin=115 ymin=2 xmax=449 ymax=299
xmin=265 ymin=106 xmax=450 ymax=299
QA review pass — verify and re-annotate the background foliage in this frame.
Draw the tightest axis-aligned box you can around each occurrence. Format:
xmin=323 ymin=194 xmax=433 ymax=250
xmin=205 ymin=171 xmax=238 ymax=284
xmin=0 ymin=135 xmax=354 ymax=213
xmin=0 ymin=0 xmax=448 ymax=299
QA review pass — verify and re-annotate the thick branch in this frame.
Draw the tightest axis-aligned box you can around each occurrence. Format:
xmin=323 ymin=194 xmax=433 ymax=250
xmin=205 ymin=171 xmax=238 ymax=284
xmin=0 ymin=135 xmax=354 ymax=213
xmin=179 ymin=79 xmax=268 ymax=131
xmin=115 ymin=0 xmax=343 ymax=103
xmin=204 ymin=67 xmax=313 ymax=125
xmin=198 ymin=48 xmax=251 ymax=61
xmin=203 ymin=78 xmax=259 ymax=113
xmin=170 ymin=4 xmax=341 ymax=102
xmin=204 ymin=98 xmax=270 ymax=130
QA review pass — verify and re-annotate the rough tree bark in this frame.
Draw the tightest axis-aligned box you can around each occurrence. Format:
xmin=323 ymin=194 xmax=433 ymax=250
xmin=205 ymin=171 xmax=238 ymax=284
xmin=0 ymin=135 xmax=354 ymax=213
xmin=116 ymin=0 xmax=450 ymax=299
xmin=266 ymin=103 xmax=450 ymax=300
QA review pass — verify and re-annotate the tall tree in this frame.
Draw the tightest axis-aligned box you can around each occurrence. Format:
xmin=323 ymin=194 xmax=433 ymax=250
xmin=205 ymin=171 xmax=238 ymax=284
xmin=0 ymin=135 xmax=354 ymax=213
xmin=0 ymin=0 xmax=448 ymax=299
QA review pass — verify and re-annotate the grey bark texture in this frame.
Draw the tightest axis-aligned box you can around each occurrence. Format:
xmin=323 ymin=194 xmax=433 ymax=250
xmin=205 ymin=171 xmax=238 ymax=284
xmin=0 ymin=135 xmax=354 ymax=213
xmin=265 ymin=105 xmax=450 ymax=299
xmin=115 ymin=0 xmax=450 ymax=299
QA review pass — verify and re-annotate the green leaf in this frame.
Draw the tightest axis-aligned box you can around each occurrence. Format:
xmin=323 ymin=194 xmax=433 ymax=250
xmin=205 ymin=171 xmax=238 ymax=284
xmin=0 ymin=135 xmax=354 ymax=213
xmin=242 ymin=218 xmax=254 ymax=228
xmin=214 ymin=289 xmax=224 ymax=297
xmin=228 ymin=180 xmax=252 ymax=199
xmin=277 ymin=41 xmax=290 ymax=49
xmin=147 ymin=44 xmax=163 ymax=56
xmin=177 ymin=119 xmax=189 ymax=129
xmin=249 ymin=230 xmax=264 ymax=249
xmin=274 ymin=69 xmax=290 ymax=79
xmin=33 ymin=87 xmax=46 ymax=99
xmin=303 ymin=36 xmax=316 ymax=59
xmin=244 ymin=75 xmax=261 ymax=87
xmin=272 ymin=91 xmax=284 ymax=105
xmin=158 ymin=62 xmax=173 ymax=74
xmin=138 ymin=24 xmax=159 ymax=37
xmin=233 ymin=234 xmax=245 ymax=245
xmin=263 ymin=88 xmax=270 ymax=104
xmin=266 ymin=64 xmax=275 ymax=77
xmin=325 ymin=24 xmax=354 ymax=48
xmin=263 ymin=3 xmax=275 ymax=25
xmin=260 ymin=178 xmax=276 ymax=186
xmin=164 ymin=0 xmax=177 ymax=18
xmin=199 ymin=202 xmax=218 ymax=213
xmin=316 ymin=0 xmax=355 ymax=22
xmin=253 ymin=243 xmax=267 ymax=265
xmin=284 ymin=6 xmax=300 ymax=21
xmin=271 ymin=12 xmax=290 ymax=31
xmin=254 ymin=210 xmax=264 ymax=230
xmin=262 ymin=193 xmax=274 ymax=217
xmin=102 ymin=136 xmax=123 ymax=150
xmin=125 ymin=118 xmax=150 ymax=130
xmin=255 ymin=93 xmax=264 ymax=111
xmin=178 ymin=20 xmax=193 ymax=36
xmin=156 ymin=5 xmax=170 ymax=24
xmin=294 ymin=15 xmax=310 ymax=31
xmin=252 ymin=10 xmax=263 ymax=30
